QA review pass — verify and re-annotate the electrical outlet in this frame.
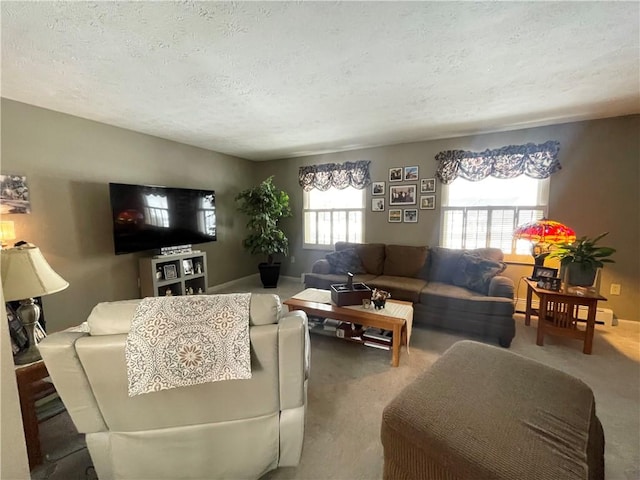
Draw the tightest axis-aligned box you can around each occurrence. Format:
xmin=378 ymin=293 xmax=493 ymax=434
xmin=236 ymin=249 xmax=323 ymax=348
xmin=610 ymin=283 xmax=621 ymax=295
xmin=290 ymin=256 xmax=295 ymax=264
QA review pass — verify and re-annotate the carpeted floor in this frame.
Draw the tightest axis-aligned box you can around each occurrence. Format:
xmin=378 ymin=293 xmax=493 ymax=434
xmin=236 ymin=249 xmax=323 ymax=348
xmin=34 ymin=276 xmax=640 ymax=480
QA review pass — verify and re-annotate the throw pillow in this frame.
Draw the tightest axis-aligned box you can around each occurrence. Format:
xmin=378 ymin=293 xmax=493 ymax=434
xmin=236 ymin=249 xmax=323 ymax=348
xmin=325 ymin=248 xmax=366 ymax=275
xmin=452 ymin=253 xmax=506 ymax=294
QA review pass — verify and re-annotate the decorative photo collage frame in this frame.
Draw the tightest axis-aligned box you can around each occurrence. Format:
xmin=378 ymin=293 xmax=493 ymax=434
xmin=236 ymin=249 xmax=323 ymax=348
xmin=370 ymin=165 xmax=437 ymax=222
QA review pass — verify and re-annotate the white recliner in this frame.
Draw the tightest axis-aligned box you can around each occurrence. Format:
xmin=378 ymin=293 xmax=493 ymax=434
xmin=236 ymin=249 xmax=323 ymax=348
xmin=38 ymin=294 xmax=310 ymax=480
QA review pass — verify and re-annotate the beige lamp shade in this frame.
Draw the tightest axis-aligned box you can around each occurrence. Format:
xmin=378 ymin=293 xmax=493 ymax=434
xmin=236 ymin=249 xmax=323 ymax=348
xmin=1 ymin=245 xmax=69 ymax=301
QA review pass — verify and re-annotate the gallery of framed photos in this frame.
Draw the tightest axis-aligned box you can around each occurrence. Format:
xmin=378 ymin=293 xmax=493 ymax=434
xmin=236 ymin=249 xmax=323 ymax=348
xmin=371 ymin=166 xmax=436 ymax=222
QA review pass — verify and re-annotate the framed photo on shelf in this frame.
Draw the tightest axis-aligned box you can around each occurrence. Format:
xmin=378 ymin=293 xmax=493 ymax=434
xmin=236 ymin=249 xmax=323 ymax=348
xmin=403 ymin=166 xmax=419 ymax=181
xmin=163 ymin=264 xmax=178 ymax=280
xmin=183 ymin=259 xmax=194 ymax=275
xmin=403 ymin=209 xmax=418 ymax=223
xmin=372 ymin=198 xmax=385 ymax=212
xmin=388 ymin=209 xmax=402 ymax=223
xmin=372 ymin=181 xmax=385 ymax=196
xmin=389 ymin=167 xmax=403 ymax=182
xmin=420 ymin=178 xmax=436 ymax=193
xmin=389 ymin=185 xmax=416 ymax=206
xmin=420 ymin=195 xmax=435 ymax=210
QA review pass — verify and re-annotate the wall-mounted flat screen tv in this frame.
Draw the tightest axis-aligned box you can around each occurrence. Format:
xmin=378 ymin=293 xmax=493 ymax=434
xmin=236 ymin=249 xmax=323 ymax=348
xmin=109 ymin=182 xmax=216 ymax=255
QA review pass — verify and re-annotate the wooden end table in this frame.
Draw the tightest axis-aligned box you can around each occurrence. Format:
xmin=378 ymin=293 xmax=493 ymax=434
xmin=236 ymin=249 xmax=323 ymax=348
xmin=524 ymin=278 xmax=606 ymax=354
xmin=15 ymin=359 xmax=59 ymax=470
xmin=284 ymin=289 xmax=413 ymax=367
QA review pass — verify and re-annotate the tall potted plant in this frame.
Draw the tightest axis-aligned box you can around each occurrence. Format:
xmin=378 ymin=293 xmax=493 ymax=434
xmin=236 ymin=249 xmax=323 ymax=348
xmin=235 ymin=176 xmax=292 ymax=288
xmin=548 ymin=232 xmax=616 ymax=287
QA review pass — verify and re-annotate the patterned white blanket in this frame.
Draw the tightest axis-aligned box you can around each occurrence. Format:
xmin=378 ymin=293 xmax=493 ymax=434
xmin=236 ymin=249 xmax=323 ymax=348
xmin=126 ymin=294 xmax=251 ymax=397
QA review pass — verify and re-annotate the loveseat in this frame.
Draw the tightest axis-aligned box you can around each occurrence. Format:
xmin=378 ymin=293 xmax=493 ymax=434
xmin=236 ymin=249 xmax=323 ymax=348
xmin=304 ymin=242 xmax=516 ymax=347
xmin=39 ymin=294 xmax=310 ymax=480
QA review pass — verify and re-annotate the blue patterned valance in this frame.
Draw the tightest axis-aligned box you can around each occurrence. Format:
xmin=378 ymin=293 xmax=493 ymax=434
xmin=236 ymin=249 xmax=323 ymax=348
xmin=435 ymin=141 xmax=561 ymax=184
xmin=298 ymin=160 xmax=371 ymax=191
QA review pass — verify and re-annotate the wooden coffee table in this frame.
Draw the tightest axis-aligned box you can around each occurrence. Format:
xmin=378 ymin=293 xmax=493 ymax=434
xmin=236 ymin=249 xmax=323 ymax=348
xmin=284 ymin=288 xmax=413 ymax=367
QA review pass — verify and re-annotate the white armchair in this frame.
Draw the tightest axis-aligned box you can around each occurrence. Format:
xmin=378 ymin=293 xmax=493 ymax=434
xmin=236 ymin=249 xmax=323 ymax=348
xmin=38 ymin=294 xmax=309 ymax=480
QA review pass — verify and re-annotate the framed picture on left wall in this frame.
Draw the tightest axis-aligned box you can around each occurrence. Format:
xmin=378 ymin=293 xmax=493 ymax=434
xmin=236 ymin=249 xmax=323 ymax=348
xmin=0 ymin=174 xmax=30 ymax=214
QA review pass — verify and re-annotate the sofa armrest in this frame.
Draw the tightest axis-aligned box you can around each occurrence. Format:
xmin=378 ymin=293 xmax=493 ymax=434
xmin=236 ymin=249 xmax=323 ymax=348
xmin=38 ymin=332 xmax=107 ymax=433
xmin=488 ymin=275 xmax=515 ymax=299
xmin=311 ymin=259 xmax=331 ymax=274
xmin=278 ymin=311 xmax=309 ymax=410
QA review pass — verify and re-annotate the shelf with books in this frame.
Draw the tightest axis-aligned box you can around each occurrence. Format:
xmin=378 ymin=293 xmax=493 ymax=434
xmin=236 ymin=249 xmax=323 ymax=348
xmin=308 ymin=317 xmax=394 ymax=347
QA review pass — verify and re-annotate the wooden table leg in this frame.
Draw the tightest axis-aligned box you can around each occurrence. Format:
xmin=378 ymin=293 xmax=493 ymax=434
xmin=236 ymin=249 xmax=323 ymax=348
xmin=525 ymin=284 xmax=533 ymax=326
xmin=391 ymin=324 xmax=401 ymax=367
xmin=584 ymin=300 xmax=596 ymax=354
xmin=16 ymin=363 xmax=47 ymax=470
xmin=536 ymin=293 xmax=546 ymax=346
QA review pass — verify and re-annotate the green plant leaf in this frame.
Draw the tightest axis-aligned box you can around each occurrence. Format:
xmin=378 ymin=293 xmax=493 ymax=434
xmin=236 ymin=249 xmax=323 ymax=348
xmin=236 ymin=176 xmax=292 ymax=264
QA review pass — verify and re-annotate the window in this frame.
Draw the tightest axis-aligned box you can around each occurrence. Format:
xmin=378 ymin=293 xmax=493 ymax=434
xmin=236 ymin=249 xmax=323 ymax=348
xmin=303 ymin=187 xmax=365 ymax=248
xmin=440 ymin=176 xmax=548 ymax=255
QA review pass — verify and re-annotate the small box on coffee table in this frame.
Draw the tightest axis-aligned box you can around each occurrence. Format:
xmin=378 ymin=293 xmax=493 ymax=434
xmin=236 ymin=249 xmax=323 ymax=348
xmin=330 ymin=282 xmax=372 ymax=306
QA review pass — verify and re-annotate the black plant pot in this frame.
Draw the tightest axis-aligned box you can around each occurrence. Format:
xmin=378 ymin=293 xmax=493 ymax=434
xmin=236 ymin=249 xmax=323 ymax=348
xmin=563 ymin=263 xmax=598 ymax=287
xmin=258 ymin=262 xmax=281 ymax=288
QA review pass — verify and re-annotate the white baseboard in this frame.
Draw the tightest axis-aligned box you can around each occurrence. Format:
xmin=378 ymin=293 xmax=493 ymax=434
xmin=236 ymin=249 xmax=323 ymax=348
xmin=515 ymin=298 xmax=615 ymax=326
xmin=207 ymin=274 xmax=259 ymax=293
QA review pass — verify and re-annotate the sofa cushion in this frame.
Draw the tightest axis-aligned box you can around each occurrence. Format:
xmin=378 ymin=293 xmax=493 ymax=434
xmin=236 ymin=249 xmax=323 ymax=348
xmin=429 ymin=247 xmax=464 ymax=283
xmin=469 ymin=247 xmax=504 ymax=263
xmin=451 ymin=253 xmax=506 ymax=295
xmin=383 ymin=245 xmax=428 ymax=278
xmin=336 ymin=242 xmax=386 ymax=275
xmin=325 ymin=248 xmax=365 ymax=275
xmin=366 ymin=276 xmax=428 ymax=303
xmin=429 ymin=247 xmax=505 ymax=284
xmin=420 ymin=282 xmax=515 ymax=316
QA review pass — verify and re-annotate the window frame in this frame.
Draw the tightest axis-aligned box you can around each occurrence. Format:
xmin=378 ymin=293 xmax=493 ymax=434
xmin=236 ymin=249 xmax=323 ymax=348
xmin=440 ymin=178 xmax=549 ymax=260
xmin=302 ymin=187 xmax=366 ymax=250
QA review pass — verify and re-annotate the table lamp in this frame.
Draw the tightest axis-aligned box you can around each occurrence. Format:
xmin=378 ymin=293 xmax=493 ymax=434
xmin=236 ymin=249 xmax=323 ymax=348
xmin=0 ymin=221 xmax=16 ymax=248
xmin=513 ymin=219 xmax=576 ymax=266
xmin=1 ymin=245 xmax=69 ymax=364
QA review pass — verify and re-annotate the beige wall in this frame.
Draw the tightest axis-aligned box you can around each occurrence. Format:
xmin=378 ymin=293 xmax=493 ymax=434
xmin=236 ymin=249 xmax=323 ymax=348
xmin=1 ymin=99 xmax=257 ymax=331
xmin=1 ymin=100 xmax=637 ymax=324
xmin=260 ymin=115 xmax=640 ymax=321
xmin=0 ymin=288 xmax=30 ymax=479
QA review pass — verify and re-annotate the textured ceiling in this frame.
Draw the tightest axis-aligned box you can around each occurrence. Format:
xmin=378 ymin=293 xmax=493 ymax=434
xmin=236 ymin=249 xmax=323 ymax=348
xmin=2 ymin=1 xmax=639 ymax=161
